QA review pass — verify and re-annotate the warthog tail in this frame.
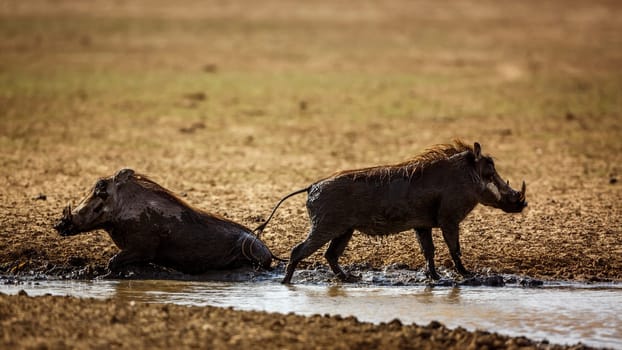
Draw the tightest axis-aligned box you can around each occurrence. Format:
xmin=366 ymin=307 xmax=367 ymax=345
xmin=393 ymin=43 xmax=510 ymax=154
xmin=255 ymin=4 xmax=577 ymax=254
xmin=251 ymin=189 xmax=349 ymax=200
xmin=253 ymin=186 xmax=311 ymax=237
xmin=271 ymin=254 xmax=288 ymax=263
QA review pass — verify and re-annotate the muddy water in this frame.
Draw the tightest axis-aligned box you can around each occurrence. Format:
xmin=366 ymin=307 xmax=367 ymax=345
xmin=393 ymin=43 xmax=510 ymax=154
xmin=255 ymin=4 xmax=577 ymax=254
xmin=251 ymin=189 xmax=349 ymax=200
xmin=1 ymin=276 xmax=620 ymax=349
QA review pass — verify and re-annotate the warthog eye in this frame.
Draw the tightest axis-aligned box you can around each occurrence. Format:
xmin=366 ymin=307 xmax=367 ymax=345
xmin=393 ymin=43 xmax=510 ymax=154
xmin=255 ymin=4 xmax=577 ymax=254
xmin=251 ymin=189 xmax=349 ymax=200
xmin=94 ymin=179 xmax=108 ymax=199
xmin=477 ymin=157 xmax=496 ymax=181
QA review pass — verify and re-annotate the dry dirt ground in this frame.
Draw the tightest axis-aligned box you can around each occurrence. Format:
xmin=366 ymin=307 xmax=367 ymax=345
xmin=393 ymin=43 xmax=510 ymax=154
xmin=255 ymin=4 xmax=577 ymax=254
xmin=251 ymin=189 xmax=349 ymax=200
xmin=0 ymin=0 xmax=621 ymax=349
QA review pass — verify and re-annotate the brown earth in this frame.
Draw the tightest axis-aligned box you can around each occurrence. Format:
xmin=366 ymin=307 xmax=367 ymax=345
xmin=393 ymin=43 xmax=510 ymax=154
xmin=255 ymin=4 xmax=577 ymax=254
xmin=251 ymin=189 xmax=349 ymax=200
xmin=0 ymin=0 xmax=621 ymax=349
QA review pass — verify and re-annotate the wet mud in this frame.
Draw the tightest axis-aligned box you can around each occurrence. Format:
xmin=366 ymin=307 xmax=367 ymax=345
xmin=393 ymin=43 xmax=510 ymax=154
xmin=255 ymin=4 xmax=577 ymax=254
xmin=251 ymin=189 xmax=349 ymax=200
xmin=2 ymin=260 xmax=546 ymax=288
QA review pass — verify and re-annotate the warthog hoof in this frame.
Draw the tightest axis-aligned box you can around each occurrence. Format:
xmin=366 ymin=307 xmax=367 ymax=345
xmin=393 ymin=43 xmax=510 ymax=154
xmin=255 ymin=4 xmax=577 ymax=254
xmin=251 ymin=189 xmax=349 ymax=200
xmin=337 ymin=272 xmax=361 ymax=283
xmin=457 ymin=267 xmax=473 ymax=278
xmin=427 ymin=269 xmax=441 ymax=280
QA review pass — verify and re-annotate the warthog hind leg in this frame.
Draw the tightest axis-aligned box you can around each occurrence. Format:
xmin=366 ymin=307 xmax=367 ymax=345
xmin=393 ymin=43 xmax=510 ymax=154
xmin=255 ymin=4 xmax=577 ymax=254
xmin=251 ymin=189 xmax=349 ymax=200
xmin=324 ymin=229 xmax=358 ymax=282
xmin=282 ymin=229 xmax=333 ymax=284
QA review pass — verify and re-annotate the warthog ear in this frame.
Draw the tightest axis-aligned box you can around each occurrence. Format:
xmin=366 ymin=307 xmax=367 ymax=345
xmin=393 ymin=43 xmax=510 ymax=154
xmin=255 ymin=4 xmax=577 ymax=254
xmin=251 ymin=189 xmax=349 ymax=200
xmin=473 ymin=142 xmax=482 ymax=161
xmin=113 ymin=168 xmax=135 ymax=184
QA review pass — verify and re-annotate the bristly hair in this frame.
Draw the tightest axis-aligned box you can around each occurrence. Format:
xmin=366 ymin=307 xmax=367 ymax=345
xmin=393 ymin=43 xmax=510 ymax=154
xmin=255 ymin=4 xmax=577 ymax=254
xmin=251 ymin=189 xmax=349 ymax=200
xmin=131 ymin=173 xmax=194 ymax=208
xmin=129 ymin=173 xmax=249 ymax=230
xmin=330 ymin=139 xmax=474 ymax=181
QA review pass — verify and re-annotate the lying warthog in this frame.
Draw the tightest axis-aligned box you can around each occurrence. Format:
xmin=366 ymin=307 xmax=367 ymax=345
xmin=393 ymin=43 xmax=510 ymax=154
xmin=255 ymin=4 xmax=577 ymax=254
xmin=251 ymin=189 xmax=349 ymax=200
xmin=54 ymin=168 xmax=273 ymax=275
xmin=255 ymin=141 xmax=527 ymax=284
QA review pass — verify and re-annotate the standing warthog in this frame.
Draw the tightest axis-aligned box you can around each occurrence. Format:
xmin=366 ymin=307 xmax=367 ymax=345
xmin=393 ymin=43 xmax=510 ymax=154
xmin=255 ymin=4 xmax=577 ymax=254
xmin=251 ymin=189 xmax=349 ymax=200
xmin=53 ymin=168 xmax=273 ymax=275
xmin=255 ymin=141 xmax=527 ymax=284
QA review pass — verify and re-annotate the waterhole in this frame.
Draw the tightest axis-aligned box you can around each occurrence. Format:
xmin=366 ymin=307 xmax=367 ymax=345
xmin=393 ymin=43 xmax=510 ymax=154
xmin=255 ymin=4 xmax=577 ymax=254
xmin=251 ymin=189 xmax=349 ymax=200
xmin=2 ymin=273 xmax=620 ymax=349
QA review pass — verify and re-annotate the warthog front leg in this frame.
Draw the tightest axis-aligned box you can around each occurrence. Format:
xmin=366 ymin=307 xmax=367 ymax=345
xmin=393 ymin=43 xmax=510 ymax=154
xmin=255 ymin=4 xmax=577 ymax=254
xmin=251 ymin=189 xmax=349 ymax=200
xmin=107 ymin=249 xmax=151 ymax=273
xmin=440 ymin=223 xmax=471 ymax=277
xmin=415 ymin=228 xmax=440 ymax=280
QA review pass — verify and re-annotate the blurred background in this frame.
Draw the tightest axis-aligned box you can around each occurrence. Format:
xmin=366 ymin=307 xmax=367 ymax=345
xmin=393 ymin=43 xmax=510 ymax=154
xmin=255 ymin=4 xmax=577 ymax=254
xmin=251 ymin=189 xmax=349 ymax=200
xmin=1 ymin=0 xmax=620 ymax=279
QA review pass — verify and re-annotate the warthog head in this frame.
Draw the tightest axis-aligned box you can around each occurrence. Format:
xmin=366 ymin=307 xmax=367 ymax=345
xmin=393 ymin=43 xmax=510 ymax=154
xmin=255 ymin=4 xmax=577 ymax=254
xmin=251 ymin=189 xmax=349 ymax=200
xmin=54 ymin=168 xmax=135 ymax=236
xmin=472 ymin=142 xmax=527 ymax=213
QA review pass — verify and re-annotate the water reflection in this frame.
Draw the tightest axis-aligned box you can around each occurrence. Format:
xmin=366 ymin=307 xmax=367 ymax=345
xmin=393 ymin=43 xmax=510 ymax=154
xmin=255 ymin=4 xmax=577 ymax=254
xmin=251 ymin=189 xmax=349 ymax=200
xmin=445 ymin=287 xmax=462 ymax=304
xmin=112 ymin=280 xmax=204 ymax=303
xmin=326 ymin=285 xmax=348 ymax=297
xmin=417 ymin=286 xmax=462 ymax=305
xmin=1 ymin=278 xmax=620 ymax=349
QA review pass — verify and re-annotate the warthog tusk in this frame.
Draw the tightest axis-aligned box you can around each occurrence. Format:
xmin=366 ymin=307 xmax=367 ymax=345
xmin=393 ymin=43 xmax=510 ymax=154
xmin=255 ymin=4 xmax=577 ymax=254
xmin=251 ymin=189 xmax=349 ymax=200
xmin=62 ymin=204 xmax=72 ymax=219
xmin=519 ymin=181 xmax=526 ymax=201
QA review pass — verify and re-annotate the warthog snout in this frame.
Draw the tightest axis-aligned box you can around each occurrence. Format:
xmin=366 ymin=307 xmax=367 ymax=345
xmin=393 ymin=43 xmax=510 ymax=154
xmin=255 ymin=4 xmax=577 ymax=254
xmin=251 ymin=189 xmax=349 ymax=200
xmin=53 ymin=204 xmax=76 ymax=236
xmin=502 ymin=180 xmax=527 ymax=213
